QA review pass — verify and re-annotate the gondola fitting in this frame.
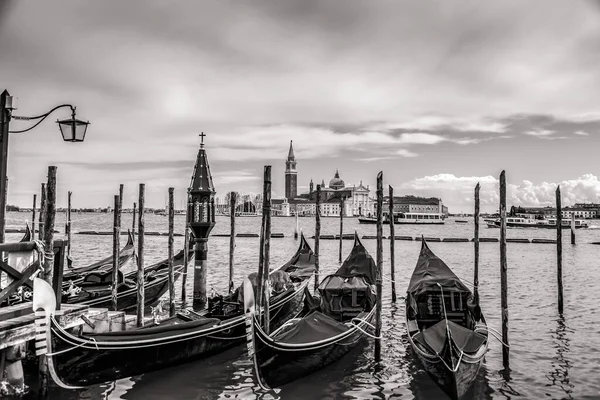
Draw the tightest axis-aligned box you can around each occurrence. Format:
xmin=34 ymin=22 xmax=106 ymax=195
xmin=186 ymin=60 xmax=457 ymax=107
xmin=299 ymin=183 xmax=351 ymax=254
xmin=32 ymin=232 xmax=316 ymax=387
xmin=244 ymin=233 xmax=377 ymax=389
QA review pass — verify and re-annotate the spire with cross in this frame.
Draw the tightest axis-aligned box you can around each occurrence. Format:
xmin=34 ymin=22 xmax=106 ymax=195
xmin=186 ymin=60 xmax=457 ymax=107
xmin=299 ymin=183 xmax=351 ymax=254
xmin=199 ymin=132 xmax=206 ymax=148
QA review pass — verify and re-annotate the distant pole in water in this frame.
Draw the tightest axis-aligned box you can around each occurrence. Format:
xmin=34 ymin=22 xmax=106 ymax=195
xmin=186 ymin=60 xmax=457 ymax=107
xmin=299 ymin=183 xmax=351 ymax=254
xmin=314 ymin=184 xmax=321 ymax=292
xmin=137 ymin=184 xmax=145 ymax=327
xmin=556 ymin=186 xmax=563 ymax=314
xmin=374 ymin=171 xmax=384 ymax=362
xmin=118 ymin=184 xmax=124 ymax=233
xmin=66 ymin=191 xmax=72 ymax=269
xmin=229 ymin=191 xmax=236 ymax=293
xmin=474 ymin=183 xmax=480 ymax=305
xmin=338 ymin=197 xmax=344 ymax=263
xmin=389 ymin=185 xmax=397 ymax=303
xmin=499 ymin=170 xmax=509 ymax=368
xmin=168 ymin=187 xmax=175 ymax=317
xmin=182 ymin=188 xmax=190 ymax=304
xmin=132 ymin=202 xmax=136 ymax=240
xmin=112 ymin=194 xmax=121 ymax=312
xmin=31 ymin=194 xmax=37 ymax=237
xmin=39 ymin=183 xmax=46 ymax=241
xmin=570 ymin=213 xmax=576 ymax=245
xmin=294 ymin=204 xmax=299 ymax=240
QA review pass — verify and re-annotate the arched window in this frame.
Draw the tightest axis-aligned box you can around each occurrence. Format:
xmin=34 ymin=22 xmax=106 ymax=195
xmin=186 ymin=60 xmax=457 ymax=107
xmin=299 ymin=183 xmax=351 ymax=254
xmin=211 ymin=198 xmax=215 ymax=222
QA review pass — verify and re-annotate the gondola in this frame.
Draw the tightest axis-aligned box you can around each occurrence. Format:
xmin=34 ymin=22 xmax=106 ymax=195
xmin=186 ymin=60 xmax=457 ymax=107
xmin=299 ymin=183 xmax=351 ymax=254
xmin=245 ymin=234 xmax=377 ymax=389
xmin=63 ymin=230 xmax=136 ymax=281
xmin=32 ymin=233 xmax=315 ymax=388
xmin=405 ymin=239 xmax=488 ymax=399
xmin=63 ymin=244 xmax=192 ymax=310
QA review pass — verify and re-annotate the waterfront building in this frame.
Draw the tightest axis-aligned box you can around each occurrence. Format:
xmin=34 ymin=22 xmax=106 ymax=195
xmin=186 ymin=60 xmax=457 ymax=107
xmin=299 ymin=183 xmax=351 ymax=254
xmin=380 ymin=195 xmax=447 ymax=216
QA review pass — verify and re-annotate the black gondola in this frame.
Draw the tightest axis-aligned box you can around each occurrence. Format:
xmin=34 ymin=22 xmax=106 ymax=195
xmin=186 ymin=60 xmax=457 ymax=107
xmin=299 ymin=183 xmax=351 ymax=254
xmin=405 ymin=239 xmax=489 ymax=399
xmin=32 ymin=233 xmax=315 ymax=388
xmin=245 ymin=234 xmax=377 ymax=389
xmin=63 ymin=245 xmax=192 ymax=310
xmin=63 ymin=230 xmax=136 ymax=282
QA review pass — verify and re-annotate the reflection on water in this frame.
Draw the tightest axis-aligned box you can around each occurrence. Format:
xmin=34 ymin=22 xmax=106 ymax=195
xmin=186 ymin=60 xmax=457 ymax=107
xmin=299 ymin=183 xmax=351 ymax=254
xmin=496 ymin=368 xmax=521 ymax=399
xmin=545 ymin=316 xmax=574 ymax=399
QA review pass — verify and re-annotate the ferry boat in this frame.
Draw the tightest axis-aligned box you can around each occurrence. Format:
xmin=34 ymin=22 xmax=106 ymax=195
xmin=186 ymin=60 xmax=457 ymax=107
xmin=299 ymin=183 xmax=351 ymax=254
xmin=395 ymin=212 xmax=445 ymax=225
xmin=359 ymin=212 xmax=445 ymax=225
xmin=486 ymin=217 xmax=589 ymax=229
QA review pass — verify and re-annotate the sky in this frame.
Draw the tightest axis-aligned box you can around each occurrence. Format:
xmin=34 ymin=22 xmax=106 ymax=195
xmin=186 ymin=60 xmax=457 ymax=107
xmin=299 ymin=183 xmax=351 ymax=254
xmin=1 ymin=0 xmax=600 ymax=213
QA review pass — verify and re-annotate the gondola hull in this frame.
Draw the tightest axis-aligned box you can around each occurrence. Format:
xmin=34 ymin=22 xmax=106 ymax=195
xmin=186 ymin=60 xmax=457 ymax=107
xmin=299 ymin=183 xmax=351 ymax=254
xmin=253 ymin=311 xmax=374 ymax=388
xmin=45 ymin=279 xmax=309 ymax=387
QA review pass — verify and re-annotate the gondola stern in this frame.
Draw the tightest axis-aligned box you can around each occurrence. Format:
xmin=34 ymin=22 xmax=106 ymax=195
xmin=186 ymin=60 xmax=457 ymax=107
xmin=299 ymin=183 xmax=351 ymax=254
xmin=243 ymin=278 xmax=273 ymax=392
xmin=32 ymin=277 xmax=84 ymax=390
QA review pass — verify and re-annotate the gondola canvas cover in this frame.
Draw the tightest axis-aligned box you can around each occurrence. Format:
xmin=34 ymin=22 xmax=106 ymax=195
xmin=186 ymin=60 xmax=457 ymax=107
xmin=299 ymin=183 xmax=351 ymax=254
xmin=279 ymin=234 xmax=316 ymax=280
xmin=275 ymin=311 xmax=349 ymax=344
xmin=407 ymin=241 xmax=470 ymax=296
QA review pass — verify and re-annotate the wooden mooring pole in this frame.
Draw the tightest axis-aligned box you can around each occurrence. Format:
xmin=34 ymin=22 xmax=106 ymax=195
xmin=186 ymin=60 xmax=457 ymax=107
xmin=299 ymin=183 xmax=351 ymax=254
xmin=570 ymin=213 xmax=575 ymax=245
xmin=556 ymin=186 xmax=563 ymax=314
xmin=263 ymin=174 xmax=272 ymax=334
xmin=374 ymin=172 xmax=383 ymax=362
xmin=66 ymin=191 xmax=72 ymax=269
xmin=499 ymin=170 xmax=510 ymax=368
xmin=229 ymin=192 xmax=236 ymax=293
xmin=474 ymin=183 xmax=480 ymax=305
xmin=112 ymin=194 xmax=121 ymax=311
xmin=39 ymin=183 xmax=46 ymax=241
xmin=338 ymin=197 xmax=343 ymax=263
xmin=181 ymin=188 xmax=190 ymax=304
xmin=168 ymin=187 xmax=175 ymax=317
xmin=314 ymin=184 xmax=321 ymax=292
xmin=137 ymin=184 xmax=145 ymax=327
xmin=388 ymin=185 xmax=397 ymax=303
xmin=39 ymin=166 xmax=57 ymax=397
xmin=257 ymin=166 xmax=271 ymax=331
xmin=31 ymin=194 xmax=36 ymax=237
xmin=294 ymin=204 xmax=299 ymax=240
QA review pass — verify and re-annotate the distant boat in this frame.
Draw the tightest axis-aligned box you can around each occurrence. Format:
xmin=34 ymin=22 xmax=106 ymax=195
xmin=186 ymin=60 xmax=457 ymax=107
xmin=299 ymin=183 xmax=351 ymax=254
xmin=486 ymin=217 xmax=588 ymax=229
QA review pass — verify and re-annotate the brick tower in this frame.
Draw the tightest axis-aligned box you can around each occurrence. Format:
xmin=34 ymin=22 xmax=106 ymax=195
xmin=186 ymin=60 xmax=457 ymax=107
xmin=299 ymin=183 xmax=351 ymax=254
xmin=284 ymin=140 xmax=297 ymax=199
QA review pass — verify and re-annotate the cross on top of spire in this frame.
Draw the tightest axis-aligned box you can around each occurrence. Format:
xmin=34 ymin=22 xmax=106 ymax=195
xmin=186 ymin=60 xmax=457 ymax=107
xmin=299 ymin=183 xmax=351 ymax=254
xmin=199 ymin=132 xmax=206 ymax=147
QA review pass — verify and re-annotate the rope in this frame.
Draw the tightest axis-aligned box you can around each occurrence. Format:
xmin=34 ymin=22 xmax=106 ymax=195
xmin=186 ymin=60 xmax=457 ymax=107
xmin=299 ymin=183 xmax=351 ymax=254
xmin=475 ymin=326 xmax=510 ymax=348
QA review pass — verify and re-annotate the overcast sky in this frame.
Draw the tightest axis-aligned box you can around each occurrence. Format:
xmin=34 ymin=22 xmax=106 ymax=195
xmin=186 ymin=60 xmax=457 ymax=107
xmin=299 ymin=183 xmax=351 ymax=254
xmin=1 ymin=0 xmax=600 ymax=213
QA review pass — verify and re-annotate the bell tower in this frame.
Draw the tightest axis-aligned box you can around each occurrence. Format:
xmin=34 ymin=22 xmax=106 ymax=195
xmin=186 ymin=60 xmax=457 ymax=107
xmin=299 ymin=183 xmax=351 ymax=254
xmin=285 ymin=140 xmax=297 ymax=199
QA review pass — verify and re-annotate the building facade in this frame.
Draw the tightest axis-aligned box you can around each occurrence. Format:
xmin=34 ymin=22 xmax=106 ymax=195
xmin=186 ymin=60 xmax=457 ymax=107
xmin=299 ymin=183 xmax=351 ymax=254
xmin=381 ymin=195 xmax=446 ymax=216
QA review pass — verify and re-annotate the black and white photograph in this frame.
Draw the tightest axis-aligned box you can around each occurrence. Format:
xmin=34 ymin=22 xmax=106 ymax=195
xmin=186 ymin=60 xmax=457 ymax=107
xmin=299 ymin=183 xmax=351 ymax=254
xmin=1 ymin=1 xmax=599 ymax=399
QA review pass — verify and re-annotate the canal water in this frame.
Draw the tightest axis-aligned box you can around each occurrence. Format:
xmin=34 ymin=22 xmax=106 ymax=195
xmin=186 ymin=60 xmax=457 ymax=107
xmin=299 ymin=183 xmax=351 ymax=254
xmin=5 ymin=211 xmax=600 ymax=399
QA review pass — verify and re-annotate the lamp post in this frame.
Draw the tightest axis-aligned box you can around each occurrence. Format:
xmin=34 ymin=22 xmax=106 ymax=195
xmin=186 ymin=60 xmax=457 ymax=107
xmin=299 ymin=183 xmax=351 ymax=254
xmin=0 ymin=89 xmax=89 ymax=243
xmin=188 ymin=133 xmax=216 ymax=309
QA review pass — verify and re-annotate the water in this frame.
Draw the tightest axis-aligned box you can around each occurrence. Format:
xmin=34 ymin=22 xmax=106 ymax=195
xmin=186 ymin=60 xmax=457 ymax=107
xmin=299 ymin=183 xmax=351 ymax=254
xmin=5 ymin=212 xmax=600 ymax=399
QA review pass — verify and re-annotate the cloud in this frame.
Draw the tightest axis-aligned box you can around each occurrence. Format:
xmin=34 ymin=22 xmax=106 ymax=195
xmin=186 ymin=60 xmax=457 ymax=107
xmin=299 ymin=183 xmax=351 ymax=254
xmin=213 ymin=170 xmax=260 ymax=185
xmin=401 ymin=173 xmax=600 ymax=212
xmin=396 ymin=149 xmax=419 ymax=158
xmin=524 ymin=129 xmax=555 ymax=137
xmin=574 ymin=130 xmax=589 ymax=136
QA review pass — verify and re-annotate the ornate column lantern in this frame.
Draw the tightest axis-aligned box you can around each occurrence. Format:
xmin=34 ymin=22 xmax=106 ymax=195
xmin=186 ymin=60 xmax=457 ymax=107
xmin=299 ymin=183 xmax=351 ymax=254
xmin=188 ymin=133 xmax=216 ymax=308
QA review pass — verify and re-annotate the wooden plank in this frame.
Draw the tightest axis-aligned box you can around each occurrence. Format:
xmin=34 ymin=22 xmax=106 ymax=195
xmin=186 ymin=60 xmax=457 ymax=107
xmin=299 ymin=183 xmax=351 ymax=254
xmin=0 ymin=304 xmax=89 ymax=350
xmin=0 ymin=303 xmax=33 ymax=322
xmin=0 ymin=242 xmax=37 ymax=253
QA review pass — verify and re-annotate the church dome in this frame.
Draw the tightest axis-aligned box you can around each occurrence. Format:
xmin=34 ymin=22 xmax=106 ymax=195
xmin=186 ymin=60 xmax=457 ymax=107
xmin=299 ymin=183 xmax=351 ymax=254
xmin=329 ymin=169 xmax=345 ymax=190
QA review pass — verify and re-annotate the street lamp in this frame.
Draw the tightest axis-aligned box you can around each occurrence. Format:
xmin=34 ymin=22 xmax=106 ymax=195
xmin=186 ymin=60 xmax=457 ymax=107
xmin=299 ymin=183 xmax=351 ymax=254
xmin=0 ymin=89 xmax=90 ymax=243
